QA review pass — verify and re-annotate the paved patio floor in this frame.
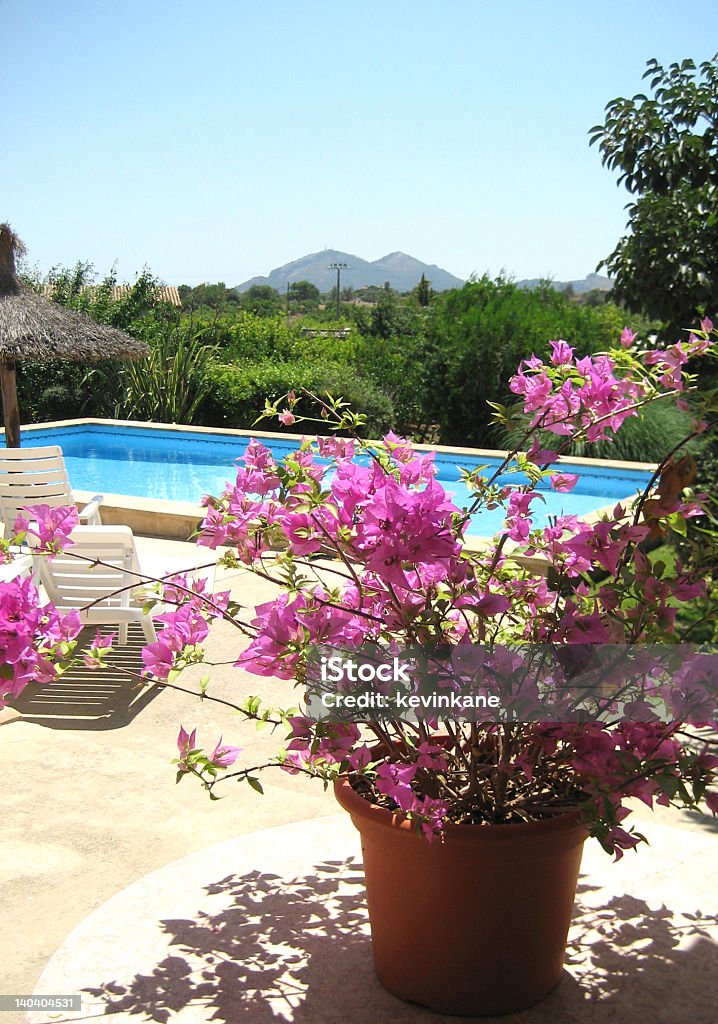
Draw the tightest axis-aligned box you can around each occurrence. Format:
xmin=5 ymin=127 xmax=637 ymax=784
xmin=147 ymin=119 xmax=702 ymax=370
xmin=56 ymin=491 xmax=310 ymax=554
xmin=1 ymin=536 xmax=717 ymax=1024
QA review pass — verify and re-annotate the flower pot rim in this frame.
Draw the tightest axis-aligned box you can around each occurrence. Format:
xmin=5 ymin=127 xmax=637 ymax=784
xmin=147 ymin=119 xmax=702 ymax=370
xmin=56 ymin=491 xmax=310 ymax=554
xmin=334 ymin=773 xmax=588 ymax=841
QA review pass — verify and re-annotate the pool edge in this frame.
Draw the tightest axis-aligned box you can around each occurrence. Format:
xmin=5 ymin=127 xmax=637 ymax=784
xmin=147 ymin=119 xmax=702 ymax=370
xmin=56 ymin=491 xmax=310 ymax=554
xmin=18 ymin=416 xmax=659 ymax=474
xmin=25 ymin=417 xmax=654 ymax=556
xmin=74 ymin=489 xmax=205 ymax=542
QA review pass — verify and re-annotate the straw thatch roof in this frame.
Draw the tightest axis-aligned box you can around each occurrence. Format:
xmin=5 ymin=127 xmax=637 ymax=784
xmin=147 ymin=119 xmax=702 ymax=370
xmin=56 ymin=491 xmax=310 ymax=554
xmin=0 ymin=224 xmax=149 ymax=362
xmin=41 ymin=282 xmax=182 ymax=308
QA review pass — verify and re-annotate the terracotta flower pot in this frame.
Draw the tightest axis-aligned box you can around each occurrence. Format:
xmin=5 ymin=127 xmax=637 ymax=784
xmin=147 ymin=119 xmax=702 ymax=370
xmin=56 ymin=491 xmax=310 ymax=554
xmin=334 ymin=776 xmax=588 ymax=1017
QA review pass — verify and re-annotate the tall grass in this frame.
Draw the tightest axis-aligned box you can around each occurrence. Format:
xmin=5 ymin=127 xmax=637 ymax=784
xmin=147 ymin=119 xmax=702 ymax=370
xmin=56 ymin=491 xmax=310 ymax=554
xmin=85 ymin=323 xmax=217 ymax=424
xmin=500 ymin=399 xmax=696 ymax=465
xmin=569 ymin=400 xmax=696 ymax=463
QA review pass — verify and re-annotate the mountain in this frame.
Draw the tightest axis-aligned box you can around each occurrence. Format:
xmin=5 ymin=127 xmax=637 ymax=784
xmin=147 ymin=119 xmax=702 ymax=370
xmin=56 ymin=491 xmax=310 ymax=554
xmin=516 ymin=272 xmax=613 ymax=295
xmin=236 ymin=249 xmax=465 ymax=294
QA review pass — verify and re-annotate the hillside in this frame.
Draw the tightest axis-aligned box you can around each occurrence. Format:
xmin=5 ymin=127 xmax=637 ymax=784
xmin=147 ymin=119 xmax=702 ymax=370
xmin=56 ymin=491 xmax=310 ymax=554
xmin=516 ymin=272 xmax=613 ymax=294
xmin=237 ymin=249 xmax=465 ymax=293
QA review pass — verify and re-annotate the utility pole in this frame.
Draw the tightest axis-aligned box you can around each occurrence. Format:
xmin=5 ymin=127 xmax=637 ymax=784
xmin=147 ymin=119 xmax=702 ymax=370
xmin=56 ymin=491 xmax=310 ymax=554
xmin=328 ymin=262 xmax=348 ymax=320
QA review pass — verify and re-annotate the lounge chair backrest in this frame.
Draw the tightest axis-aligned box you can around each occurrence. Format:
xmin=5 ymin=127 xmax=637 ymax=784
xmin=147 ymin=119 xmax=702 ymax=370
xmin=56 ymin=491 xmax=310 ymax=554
xmin=0 ymin=445 xmax=103 ymax=540
xmin=36 ymin=525 xmax=140 ymax=613
xmin=0 ymin=446 xmax=73 ymax=535
xmin=34 ymin=525 xmax=156 ymax=645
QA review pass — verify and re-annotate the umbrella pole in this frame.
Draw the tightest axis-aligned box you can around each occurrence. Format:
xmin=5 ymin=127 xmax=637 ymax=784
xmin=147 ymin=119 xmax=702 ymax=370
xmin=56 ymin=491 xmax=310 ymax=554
xmin=0 ymin=360 xmax=21 ymax=447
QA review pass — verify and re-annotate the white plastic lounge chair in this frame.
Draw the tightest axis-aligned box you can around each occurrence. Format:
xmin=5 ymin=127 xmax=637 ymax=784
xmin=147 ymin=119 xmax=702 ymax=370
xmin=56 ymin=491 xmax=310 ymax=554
xmin=34 ymin=525 xmax=159 ymax=645
xmin=34 ymin=525 xmax=216 ymax=646
xmin=0 ymin=551 xmax=34 ymax=583
xmin=0 ymin=445 xmax=103 ymax=540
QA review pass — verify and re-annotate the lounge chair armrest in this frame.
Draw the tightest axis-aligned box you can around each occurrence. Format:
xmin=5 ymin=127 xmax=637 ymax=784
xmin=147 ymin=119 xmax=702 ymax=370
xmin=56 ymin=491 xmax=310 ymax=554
xmin=78 ymin=494 xmax=104 ymax=525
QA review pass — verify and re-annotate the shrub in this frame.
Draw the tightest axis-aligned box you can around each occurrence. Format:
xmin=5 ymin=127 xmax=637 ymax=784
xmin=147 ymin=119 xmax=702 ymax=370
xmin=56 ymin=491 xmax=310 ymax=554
xmin=423 ymin=277 xmax=628 ymax=446
xmin=219 ymin=312 xmax=297 ymax=361
xmin=84 ymin=322 xmax=218 ymax=424
xmin=16 ymin=361 xmax=92 ymax=422
xmin=353 ymin=331 xmax=435 ymax=440
xmin=200 ymin=359 xmax=394 ymax=437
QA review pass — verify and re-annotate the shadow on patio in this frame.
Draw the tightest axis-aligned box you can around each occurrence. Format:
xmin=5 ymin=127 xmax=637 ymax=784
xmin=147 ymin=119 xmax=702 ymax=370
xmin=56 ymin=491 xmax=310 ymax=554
xmin=78 ymin=864 xmax=718 ymax=1024
xmin=8 ymin=624 xmax=162 ymax=730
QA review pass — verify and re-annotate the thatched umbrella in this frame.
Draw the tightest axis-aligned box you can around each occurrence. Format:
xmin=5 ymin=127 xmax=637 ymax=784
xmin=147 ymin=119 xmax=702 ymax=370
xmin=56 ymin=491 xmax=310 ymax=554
xmin=0 ymin=223 xmax=149 ymax=446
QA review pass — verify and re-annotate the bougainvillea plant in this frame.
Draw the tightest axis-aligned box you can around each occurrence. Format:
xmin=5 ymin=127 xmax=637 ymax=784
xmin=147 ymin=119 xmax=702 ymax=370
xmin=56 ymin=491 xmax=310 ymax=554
xmin=2 ymin=323 xmax=718 ymax=856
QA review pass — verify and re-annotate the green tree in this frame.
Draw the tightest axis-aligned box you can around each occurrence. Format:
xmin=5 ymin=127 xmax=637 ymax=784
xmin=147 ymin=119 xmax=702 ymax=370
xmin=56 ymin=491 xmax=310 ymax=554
xmin=423 ymin=276 xmax=624 ymax=447
xmin=179 ymin=282 xmax=240 ymax=310
xmin=580 ymin=288 xmax=609 ymax=308
xmin=368 ymin=287 xmax=419 ymax=339
xmin=240 ymin=284 xmax=283 ymax=316
xmin=590 ymin=54 xmax=718 ymax=332
xmin=17 ymin=264 xmax=179 ymax=423
xmin=415 ymin=273 xmax=432 ymax=307
xmin=288 ymin=280 xmax=320 ymax=313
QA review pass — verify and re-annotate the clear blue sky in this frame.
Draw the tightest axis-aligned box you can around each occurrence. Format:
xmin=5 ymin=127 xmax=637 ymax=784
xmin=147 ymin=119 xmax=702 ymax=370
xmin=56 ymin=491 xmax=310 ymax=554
xmin=3 ymin=1 xmax=717 ymax=287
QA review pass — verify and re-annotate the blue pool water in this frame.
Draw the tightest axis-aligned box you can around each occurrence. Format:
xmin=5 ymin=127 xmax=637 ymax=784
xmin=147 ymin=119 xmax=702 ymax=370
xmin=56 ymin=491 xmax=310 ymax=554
xmin=20 ymin=423 xmax=653 ymax=539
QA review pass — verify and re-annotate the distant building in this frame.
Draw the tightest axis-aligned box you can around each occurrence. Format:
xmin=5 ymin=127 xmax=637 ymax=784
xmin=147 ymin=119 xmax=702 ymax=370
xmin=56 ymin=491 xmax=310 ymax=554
xmin=42 ymin=283 xmax=182 ymax=307
xmin=300 ymin=327 xmax=351 ymax=339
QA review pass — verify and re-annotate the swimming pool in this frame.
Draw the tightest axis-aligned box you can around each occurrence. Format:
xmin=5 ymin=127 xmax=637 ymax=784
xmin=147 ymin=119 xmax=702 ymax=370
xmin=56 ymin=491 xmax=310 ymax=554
xmin=19 ymin=421 xmax=654 ymax=539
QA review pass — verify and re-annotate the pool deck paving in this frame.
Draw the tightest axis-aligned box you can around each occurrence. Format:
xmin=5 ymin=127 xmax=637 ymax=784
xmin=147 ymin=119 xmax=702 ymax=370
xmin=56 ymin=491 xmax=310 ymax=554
xmin=1 ymin=536 xmax=717 ymax=1024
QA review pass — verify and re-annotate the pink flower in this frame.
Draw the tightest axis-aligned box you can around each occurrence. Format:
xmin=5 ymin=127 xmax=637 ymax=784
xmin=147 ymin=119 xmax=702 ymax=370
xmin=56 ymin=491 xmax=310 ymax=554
xmin=209 ymin=737 xmax=242 ymax=768
xmin=0 ymin=576 xmax=83 ymax=705
xmin=550 ymin=473 xmax=579 ymax=493
xmin=282 ymin=511 xmax=326 ymax=556
xmin=82 ymin=629 xmax=116 ymax=670
xmin=415 ymin=742 xmax=448 ymax=770
xmin=21 ymin=503 xmax=79 ymax=553
xmin=244 ymin=439 xmax=277 ymax=470
xmin=142 ymin=639 xmax=175 ymax=679
xmin=563 ymin=521 xmax=623 ymax=576
xmin=317 ymin=436 xmax=356 ymax=459
xmin=177 ymin=725 xmax=198 ymax=772
xmin=607 ymin=826 xmax=643 ymax=861
xmin=177 ymin=725 xmax=197 ymax=754
xmin=549 ymin=339 xmax=575 ymax=366
xmin=352 ymin=476 xmax=463 ymax=587
xmin=375 ymin=761 xmax=418 ymax=811
xmin=278 ymin=410 xmax=296 ymax=426
xmin=504 ymin=490 xmax=540 ymax=543
xmin=155 ymin=603 xmax=210 ymax=651
xmin=644 ymin=342 xmax=693 ymax=391
xmin=620 ymin=326 xmax=638 ymax=348
xmin=11 ymin=512 xmax=29 ymax=535
xmin=525 ymin=438 xmax=558 ymax=466
xmin=347 ymin=744 xmax=373 ymax=770
xmin=417 ymin=796 xmax=450 ymax=842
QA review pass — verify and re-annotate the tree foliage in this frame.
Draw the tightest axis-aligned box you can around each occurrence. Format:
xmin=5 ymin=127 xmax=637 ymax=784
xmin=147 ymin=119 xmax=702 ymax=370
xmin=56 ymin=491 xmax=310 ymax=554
xmin=17 ymin=255 xmax=662 ymax=458
xmin=288 ymin=280 xmax=320 ymax=313
xmin=178 ymin=282 xmax=240 ymax=310
xmin=17 ymin=263 xmax=184 ymax=423
xmin=415 ymin=273 xmax=432 ymax=307
xmin=590 ymin=54 xmax=718 ymax=330
xmin=422 ymin=276 xmax=623 ymax=447
xmin=201 ymin=359 xmax=394 ymax=437
xmin=240 ymin=284 xmax=283 ymax=316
